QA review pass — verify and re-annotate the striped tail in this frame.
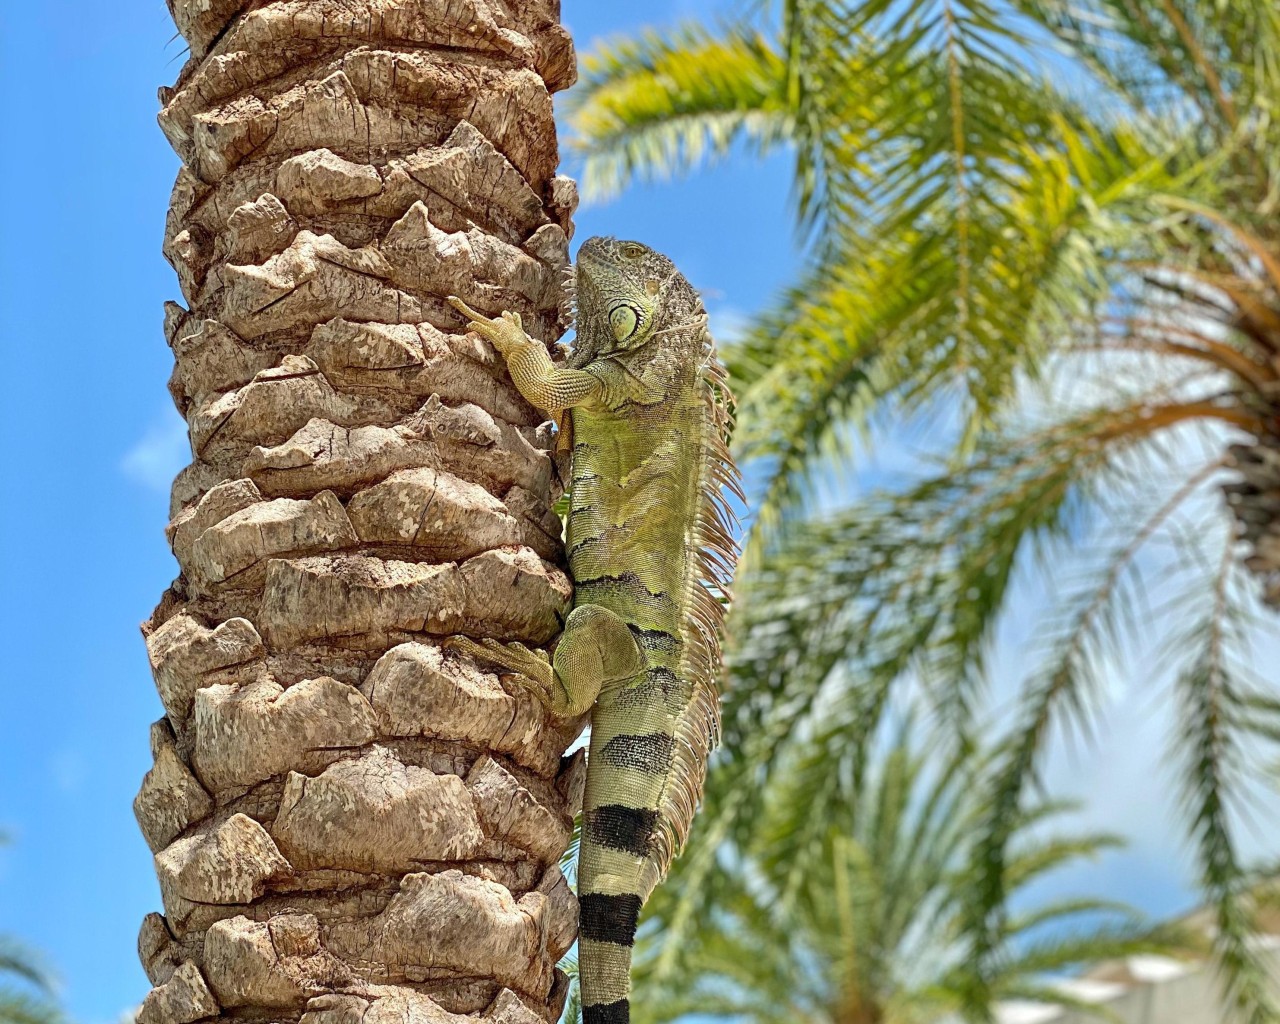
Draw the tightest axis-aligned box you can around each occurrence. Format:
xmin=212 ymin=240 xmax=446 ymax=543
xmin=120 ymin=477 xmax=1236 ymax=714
xmin=577 ymin=719 xmax=667 ymax=1024
xmin=577 ymin=666 xmax=716 ymax=1021
xmin=579 ymin=884 xmax=639 ymax=1023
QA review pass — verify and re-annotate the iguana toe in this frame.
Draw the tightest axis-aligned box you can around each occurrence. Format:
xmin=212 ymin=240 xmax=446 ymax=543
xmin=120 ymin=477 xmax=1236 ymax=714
xmin=445 ymin=636 xmax=556 ymax=696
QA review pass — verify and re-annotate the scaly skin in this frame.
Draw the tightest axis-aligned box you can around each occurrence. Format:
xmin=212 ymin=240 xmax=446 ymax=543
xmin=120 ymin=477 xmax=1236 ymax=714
xmin=448 ymin=237 xmax=741 ymax=1024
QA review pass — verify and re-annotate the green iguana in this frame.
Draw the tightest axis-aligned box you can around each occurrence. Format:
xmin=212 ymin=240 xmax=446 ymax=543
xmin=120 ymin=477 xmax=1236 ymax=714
xmin=447 ymin=236 xmax=742 ymax=1024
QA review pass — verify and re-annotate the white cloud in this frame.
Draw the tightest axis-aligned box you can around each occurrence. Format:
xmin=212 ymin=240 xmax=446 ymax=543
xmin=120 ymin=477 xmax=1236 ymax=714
xmin=120 ymin=411 xmax=190 ymax=494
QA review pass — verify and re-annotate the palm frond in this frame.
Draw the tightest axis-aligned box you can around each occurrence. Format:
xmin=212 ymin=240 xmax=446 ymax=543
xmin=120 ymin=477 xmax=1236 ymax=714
xmin=567 ymin=22 xmax=792 ymax=201
xmin=0 ymin=836 xmax=61 ymax=1024
xmin=0 ymin=991 xmax=61 ymax=1024
xmin=962 ymin=452 xmax=1231 ymax=1010
xmin=0 ymin=942 xmax=51 ymax=999
xmin=1018 ymin=0 xmax=1280 ymax=148
xmin=635 ymin=716 xmax=1170 ymax=1024
xmin=1170 ymin=543 xmax=1280 ymax=1024
xmin=1003 ymin=832 xmax=1126 ymax=894
xmin=558 ymin=954 xmax=580 ymax=1024
xmin=731 ymin=112 xmax=1196 ymax=542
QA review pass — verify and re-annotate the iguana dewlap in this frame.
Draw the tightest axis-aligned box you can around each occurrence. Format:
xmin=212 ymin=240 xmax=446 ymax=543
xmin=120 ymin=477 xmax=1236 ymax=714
xmin=448 ymin=237 xmax=741 ymax=1024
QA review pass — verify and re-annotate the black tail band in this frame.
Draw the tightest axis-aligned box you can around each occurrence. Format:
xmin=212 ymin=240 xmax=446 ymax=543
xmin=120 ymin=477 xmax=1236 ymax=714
xmin=585 ymin=804 xmax=657 ymax=857
xmin=579 ymin=893 xmax=643 ymax=945
xmin=584 ymin=1000 xmax=630 ymax=1024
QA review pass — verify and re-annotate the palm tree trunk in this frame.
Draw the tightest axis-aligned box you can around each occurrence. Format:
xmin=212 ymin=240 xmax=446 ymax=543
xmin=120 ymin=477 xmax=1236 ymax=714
xmin=133 ymin=3 xmax=583 ymax=1022
xmin=1228 ymin=437 xmax=1280 ymax=608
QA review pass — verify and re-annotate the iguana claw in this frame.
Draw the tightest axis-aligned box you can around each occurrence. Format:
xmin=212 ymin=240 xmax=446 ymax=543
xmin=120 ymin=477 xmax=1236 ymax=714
xmin=444 ymin=636 xmax=557 ymax=708
xmin=447 ymin=296 xmax=530 ymax=356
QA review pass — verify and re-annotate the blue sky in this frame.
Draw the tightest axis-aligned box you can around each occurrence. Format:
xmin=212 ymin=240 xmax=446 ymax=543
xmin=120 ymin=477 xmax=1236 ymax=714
xmin=0 ymin=2 xmax=1275 ymax=1022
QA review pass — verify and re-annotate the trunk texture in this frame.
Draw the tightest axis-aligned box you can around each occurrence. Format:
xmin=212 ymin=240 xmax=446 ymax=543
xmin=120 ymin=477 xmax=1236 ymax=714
xmin=134 ymin=3 xmax=583 ymax=1023
xmin=1218 ymin=271 xmax=1280 ymax=608
xmin=1227 ymin=437 xmax=1280 ymax=607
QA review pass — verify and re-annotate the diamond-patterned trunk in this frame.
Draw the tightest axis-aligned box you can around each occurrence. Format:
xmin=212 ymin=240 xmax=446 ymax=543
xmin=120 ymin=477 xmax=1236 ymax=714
xmin=133 ymin=3 xmax=585 ymax=1022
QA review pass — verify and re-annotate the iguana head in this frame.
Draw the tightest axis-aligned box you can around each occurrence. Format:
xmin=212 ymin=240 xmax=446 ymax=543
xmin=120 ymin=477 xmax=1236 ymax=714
xmin=571 ymin=237 xmax=701 ymax=365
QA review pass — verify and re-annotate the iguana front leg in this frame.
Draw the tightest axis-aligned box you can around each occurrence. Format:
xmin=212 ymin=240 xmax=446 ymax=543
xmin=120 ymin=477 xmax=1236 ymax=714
xmin=448 ymin=606 xmax=644 ymax=718
xmin=448 ymin=297 xmax=603 ymax=413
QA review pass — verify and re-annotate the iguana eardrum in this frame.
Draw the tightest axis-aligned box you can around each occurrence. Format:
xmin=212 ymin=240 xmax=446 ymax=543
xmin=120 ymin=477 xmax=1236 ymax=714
xmin=448 ymin=236 xmax=742 ymax=1024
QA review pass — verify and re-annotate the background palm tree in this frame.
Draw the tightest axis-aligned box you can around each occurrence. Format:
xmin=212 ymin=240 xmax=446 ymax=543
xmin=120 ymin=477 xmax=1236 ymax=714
xmin=568 ymin=0 xmax=1280 ymax=1018
xmin=1 ymin=836 xmax=61 ymax=1024
xmin=136 ymin=1 xmax=582 ymax=1020
xmin=0 ymin=940 xmax=60 ymax=1024
xmin=630 ymin=720 xmax=1182 ymax=1024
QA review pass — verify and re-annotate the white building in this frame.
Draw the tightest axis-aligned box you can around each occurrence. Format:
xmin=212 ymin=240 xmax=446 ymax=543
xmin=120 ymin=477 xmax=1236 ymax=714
xmin=994 ymin=904 xmax=1280 ymax=1024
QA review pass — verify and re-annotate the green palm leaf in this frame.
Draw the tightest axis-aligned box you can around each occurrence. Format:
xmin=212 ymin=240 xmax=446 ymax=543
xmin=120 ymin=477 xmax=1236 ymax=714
xmin=0 ymin=993 xmax=62 ymax=1024
xmin=567 ymin=23 xmax=793 ymax=201
xmin=633 ymin=719 xmax=1175 ymax=1024
xmin=0 ymin=836 xmax=62 ymax=1024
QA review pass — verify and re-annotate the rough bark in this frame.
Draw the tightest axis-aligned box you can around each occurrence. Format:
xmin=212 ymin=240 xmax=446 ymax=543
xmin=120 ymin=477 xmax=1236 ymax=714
xmin=1227 ymin=437 xmax=1280 ymax=607
xmin=137 ymin=3 xmax=582 ymax=1021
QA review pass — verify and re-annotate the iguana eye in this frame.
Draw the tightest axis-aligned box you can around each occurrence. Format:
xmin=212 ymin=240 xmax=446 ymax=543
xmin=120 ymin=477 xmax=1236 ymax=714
xmin=609 ymin=303 xmax=641 ymax=341
xmin=620 ymin=243 xmax=645 ymax=260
